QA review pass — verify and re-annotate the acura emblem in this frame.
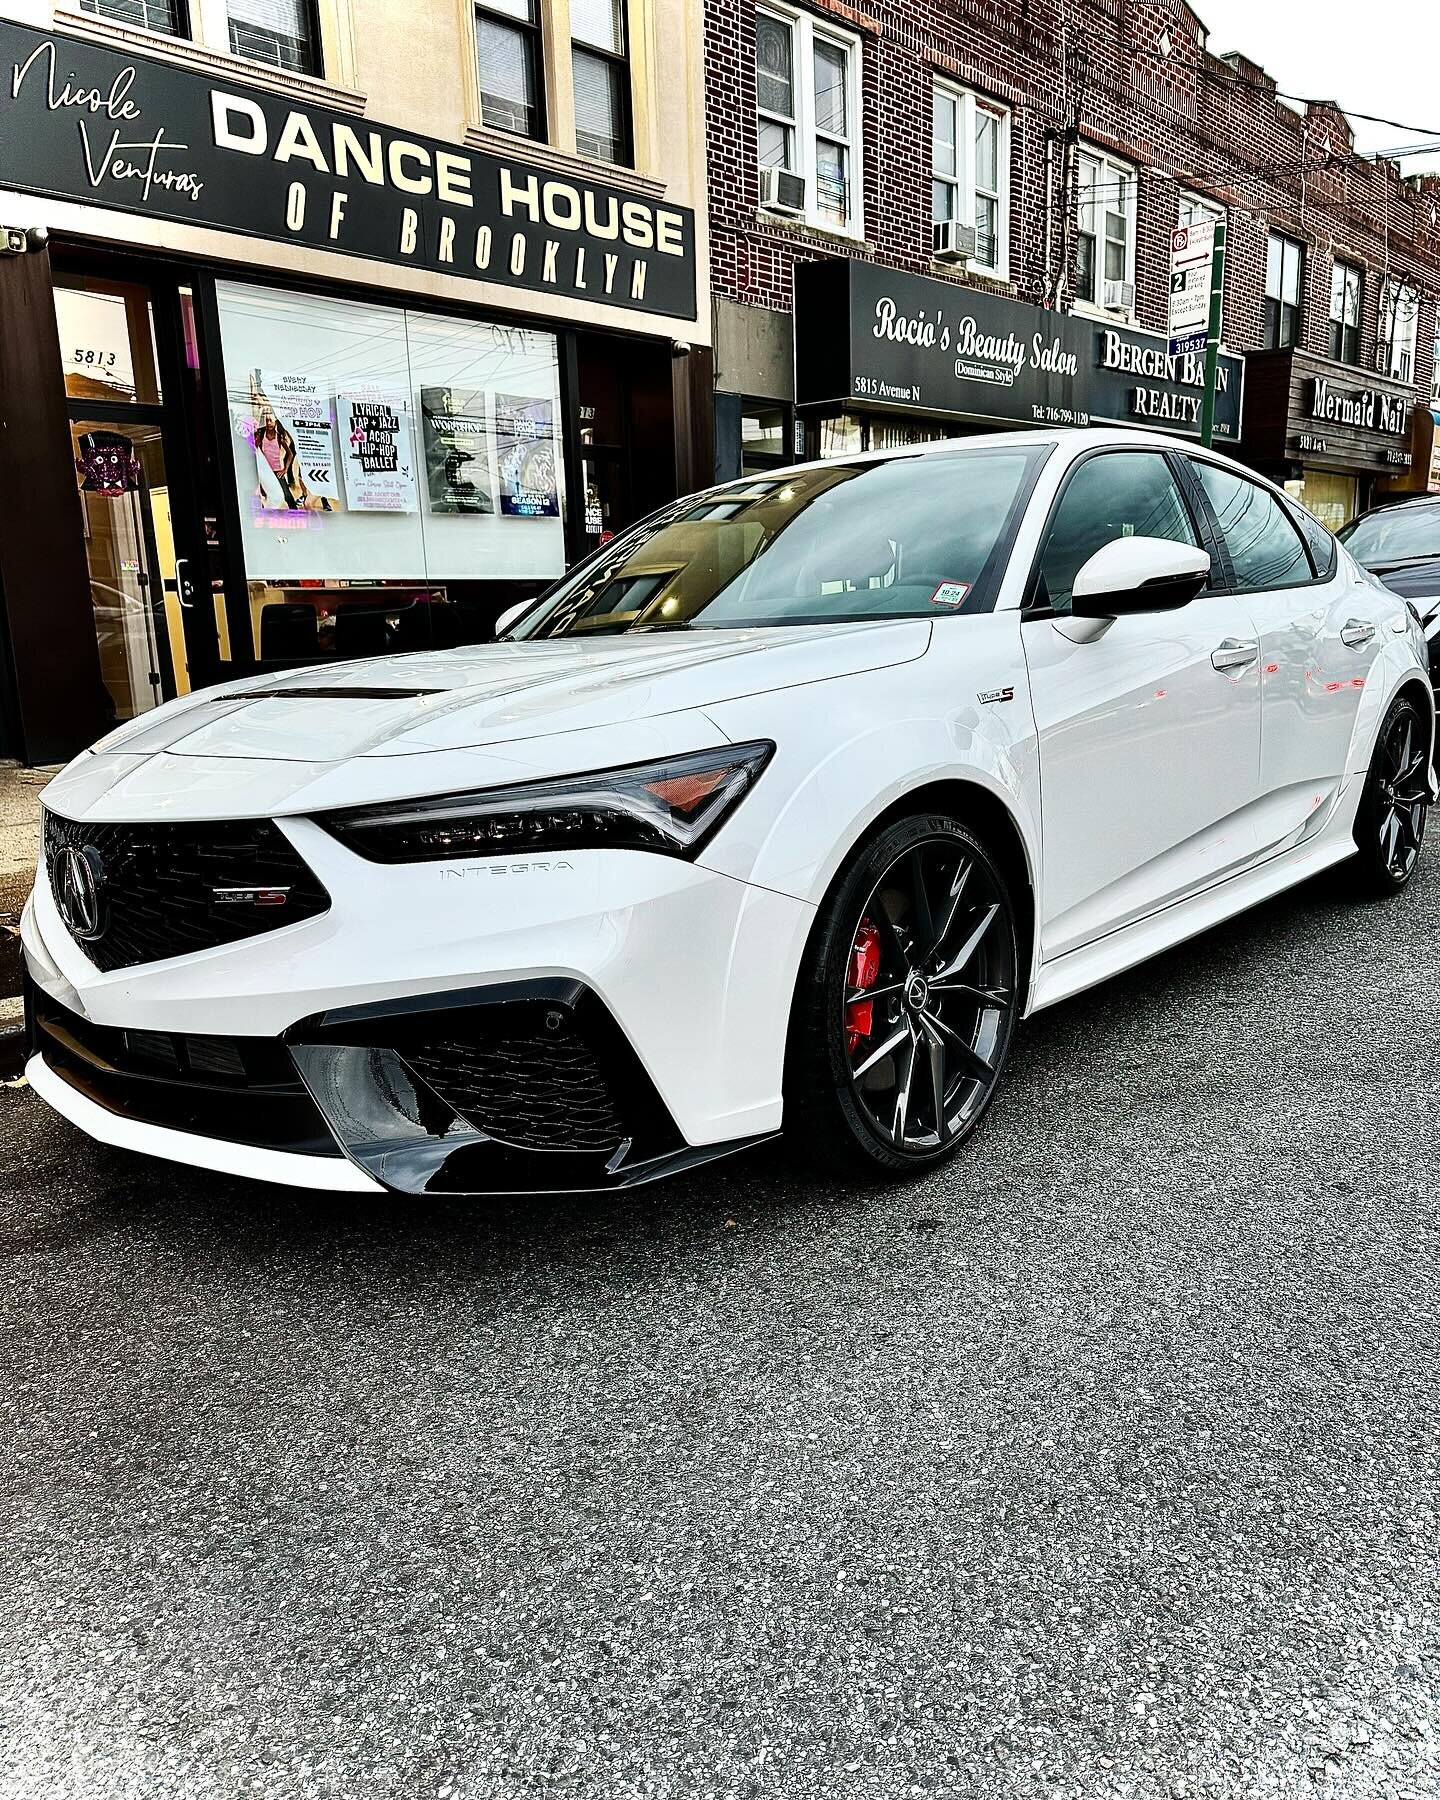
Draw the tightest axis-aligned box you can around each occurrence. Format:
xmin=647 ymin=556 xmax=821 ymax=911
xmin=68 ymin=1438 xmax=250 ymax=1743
xmin=56 ymin=844 xmax=106 ymax=942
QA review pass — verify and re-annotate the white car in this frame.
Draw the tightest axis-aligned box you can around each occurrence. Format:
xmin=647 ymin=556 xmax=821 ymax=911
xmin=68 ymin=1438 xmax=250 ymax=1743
xmin=22 ymin=429 xmax=1435 ymax=1196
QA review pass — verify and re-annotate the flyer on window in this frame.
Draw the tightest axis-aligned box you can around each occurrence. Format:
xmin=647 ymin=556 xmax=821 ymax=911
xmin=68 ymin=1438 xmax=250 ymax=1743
xmin=338 ymin=387 xmax=418 ymax=513
xmin=241 ymin=368 xmax=341 ymax=513
xmin=495 ymin=393 xmax=560 ymax=517
xmin=420 ymin=386 xmax=494 ymax=514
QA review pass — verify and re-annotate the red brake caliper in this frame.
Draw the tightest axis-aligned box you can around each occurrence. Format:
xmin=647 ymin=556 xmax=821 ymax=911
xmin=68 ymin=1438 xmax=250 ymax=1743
xmin=845 ymin=918 xmax=882 ymax=1055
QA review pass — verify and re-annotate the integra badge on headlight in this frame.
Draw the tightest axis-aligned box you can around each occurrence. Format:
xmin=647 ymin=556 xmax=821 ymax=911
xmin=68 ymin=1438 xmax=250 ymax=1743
xmin=212 ymin=886 xmax=291 ymax=907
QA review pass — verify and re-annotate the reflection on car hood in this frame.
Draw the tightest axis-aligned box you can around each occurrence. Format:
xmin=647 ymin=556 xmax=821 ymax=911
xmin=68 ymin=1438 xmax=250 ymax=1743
xmin=84 ymin=622 xmax=934 ymax=763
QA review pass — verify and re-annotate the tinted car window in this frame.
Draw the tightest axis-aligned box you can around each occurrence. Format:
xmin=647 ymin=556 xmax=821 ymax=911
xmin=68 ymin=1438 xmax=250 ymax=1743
xmin=1035 ymin=452 xmax=1199 ymax=614
xmin=1190 ymin=462 xmax=1310 ymax=590
xmin=1339 ymin=503 xmax=1440 ymax=567
xmin=1284 ymin=498 xmax=1336 ymax=577
xmin=513 ymin=448 xmax=1043 ymax=636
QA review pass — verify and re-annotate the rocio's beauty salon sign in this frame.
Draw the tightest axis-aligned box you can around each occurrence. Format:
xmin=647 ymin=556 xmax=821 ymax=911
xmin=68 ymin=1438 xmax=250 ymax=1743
xmin=796 ymin=260 xmax=1244 ymax=440
xmin=0 ymin=22 xmax=698 ymax=321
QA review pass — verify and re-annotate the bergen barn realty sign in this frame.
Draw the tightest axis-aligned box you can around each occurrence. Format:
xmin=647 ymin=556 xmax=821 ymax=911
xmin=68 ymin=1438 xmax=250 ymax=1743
xmin=0 ymin=22 xmax=698 ymax=320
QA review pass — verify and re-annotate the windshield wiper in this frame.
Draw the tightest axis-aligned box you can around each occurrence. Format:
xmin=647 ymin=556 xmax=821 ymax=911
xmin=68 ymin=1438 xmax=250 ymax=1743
xmin=1362 ymin=551 xmax=1440 ymax=573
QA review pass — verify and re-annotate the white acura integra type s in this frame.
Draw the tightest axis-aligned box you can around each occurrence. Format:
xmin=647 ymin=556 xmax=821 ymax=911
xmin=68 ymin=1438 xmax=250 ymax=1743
xmin=22 ymin=429 xmax=1436 ymax=1197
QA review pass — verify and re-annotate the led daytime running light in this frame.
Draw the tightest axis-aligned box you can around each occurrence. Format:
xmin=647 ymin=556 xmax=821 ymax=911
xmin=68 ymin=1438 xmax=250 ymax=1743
xmin=317 ymin=742 xmax=774 ymax=864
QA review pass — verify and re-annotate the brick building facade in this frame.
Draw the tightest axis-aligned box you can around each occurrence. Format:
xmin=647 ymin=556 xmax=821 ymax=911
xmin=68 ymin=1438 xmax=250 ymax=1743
xmin=707 ymin=0 xmax=1440 ymax=521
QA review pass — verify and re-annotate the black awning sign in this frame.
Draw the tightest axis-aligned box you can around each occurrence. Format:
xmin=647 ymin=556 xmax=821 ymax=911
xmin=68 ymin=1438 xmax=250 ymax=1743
xmin=0 ymin=22 xmax=698 ymax=321
xmin=795 ymin=259 xmax=1244 ymax=441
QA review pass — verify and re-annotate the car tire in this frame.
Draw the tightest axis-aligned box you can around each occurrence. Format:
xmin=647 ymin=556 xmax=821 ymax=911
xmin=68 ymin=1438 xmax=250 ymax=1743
xmin=1350 ymin=692 xmax=1431 ymax=896
xmin=784 ymin=812 xmax=1020 ymax=1181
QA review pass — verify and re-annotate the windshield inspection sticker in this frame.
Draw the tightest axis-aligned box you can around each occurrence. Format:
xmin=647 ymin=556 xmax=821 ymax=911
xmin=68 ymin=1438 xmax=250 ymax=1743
xmin=929 ymin=581 xmax=971 ymax=608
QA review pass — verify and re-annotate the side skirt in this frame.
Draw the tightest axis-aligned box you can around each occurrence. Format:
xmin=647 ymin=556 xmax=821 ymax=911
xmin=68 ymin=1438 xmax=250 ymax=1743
xmin=1027 ymin=834 xmax=1358 ymax=1014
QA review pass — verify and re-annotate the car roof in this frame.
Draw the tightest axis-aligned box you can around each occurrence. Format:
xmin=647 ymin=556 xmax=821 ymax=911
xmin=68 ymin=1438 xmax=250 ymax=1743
xmin=739 ymin=424 xmax=1246 ymax=485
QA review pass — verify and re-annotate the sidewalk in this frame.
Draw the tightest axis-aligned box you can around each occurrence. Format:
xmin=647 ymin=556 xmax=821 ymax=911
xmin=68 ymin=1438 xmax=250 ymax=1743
xmin=0 ymin=760 xmax=55 ymax=1022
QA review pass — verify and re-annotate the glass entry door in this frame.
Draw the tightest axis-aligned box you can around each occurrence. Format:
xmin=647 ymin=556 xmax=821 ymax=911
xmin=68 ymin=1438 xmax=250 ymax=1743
xmin=55 ymin=268 xmax=225 ymax=726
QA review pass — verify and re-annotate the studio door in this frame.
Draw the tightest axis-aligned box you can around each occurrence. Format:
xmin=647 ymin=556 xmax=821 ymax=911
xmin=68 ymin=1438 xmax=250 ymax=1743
xmin=54 ymin=267 xmax=225 ymax=728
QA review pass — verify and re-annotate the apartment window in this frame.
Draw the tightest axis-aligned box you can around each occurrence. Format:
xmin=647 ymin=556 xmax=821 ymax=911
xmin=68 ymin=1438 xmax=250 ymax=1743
xmin=571 ymin=0 xmax=631 ymax=165
xmin=79 ymin=0 xmax=187 ymax=34
xmin=228 ymin=0 xmax=319 ymax=74
xmin=1076 ymin=149 xmax=1135 ymax=312
xmin=1432 ymin=322 xmax=1440 ymax=407
xmin=1264 ymin=233 xmax=1304 ymax=348
xmin=1329 ymin=260 xmax=1362 ymax=365
xmin=932 ymin=83 xmax=1009 ymax=275
xmin=756 ymin=5 xmax=862 ymax=235
xmin=1177 ymin=190 xmax=1222 ymax=232
xmin=476 ymin=0 xmax=545 ymax=139
xmin=1379 ymin=279 xmax=1420 ymax=384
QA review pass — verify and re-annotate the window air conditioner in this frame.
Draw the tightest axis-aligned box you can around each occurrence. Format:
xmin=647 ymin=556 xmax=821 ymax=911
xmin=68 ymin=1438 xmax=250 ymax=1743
xmin=932 ymin=219 xmax=978 ymax=262
xmin=1104 ymin=279 xmax=1136 ymax=312
xmin=758 ymin=166 xmax=806 ymax=215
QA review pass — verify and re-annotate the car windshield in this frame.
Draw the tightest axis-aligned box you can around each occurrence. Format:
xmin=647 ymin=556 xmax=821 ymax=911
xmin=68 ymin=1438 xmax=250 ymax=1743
xmin=509 ymin=446 xmax=1045 ymax=637
xmin=1339 ymin=504 xmax=1440 ymax=566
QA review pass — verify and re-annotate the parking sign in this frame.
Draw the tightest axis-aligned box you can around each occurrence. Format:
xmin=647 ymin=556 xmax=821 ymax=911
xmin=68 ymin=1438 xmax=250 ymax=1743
xmin=1168 ymin=222 xmax=1214 ymax=357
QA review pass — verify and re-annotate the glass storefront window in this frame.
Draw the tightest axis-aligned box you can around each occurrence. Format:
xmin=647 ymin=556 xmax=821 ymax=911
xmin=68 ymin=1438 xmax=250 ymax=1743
xmin=215 ymin=280 xmax=567 ymax=660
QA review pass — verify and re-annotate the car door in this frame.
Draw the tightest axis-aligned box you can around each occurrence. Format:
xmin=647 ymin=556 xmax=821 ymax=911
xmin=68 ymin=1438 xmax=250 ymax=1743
xmin=1021 ymin=448 xmax=1263 ymax=960
xmin=1183 ymin=457 xmax=1380 ymax=853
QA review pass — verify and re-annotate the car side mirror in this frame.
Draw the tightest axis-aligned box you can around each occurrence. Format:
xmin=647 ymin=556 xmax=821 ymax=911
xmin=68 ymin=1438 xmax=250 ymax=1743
xmin=493 ymin=599 xmax=532 ymax=637
xmin=1070 ymin=536 xmax=1212 ymax=620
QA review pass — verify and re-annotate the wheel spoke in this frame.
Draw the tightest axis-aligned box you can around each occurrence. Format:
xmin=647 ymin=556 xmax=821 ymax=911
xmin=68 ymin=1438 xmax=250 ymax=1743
xmin=928 ymin=859 xmax=973 ymax=963
xmin=929 ymin=980 xmax=1012 ymax=1007
xmin=925 ymin=1029 xmax=948 ymax=1141
xmin=922 ymin=1009 xmax=995 ymax=1082
xmin=845 ymin=979 xmax=905 ymax=1008
xmin=1382 ymin=809 xmax=1402 ymax=869
xmin=906 ymin=849 xmax=936 ymax=955
xmin=852 ymin=1023 xmax=910 ymax=1079
xmin=890 ymin=1030 xmax=918 ymax=1144
xmin=868 ymin=897 xmax=910 ymax=973
xmin=935 ymin=903 xmax=999 ymax=981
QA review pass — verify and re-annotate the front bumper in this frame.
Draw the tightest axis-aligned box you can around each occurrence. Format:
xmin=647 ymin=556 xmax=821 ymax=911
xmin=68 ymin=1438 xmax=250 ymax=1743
xmin=22 ymin=824 xmax=814 ymax=1196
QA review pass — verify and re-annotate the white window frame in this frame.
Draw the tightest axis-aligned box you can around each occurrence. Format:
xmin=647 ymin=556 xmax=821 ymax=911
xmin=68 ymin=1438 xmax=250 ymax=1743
xmin=932 ymin=80 xmax=1010 ymax=278
xmin=1380 ymin=277 xmax=1420 ymax=385
xmin=1075 ymin=145 xmax=1137 ymax=318
xmin=755 ymin=2 xmax=864 ymax=240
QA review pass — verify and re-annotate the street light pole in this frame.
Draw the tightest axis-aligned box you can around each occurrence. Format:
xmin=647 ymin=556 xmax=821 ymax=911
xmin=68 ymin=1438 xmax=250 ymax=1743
xmin=1198 ymin=221 xmax=1227 ymax=449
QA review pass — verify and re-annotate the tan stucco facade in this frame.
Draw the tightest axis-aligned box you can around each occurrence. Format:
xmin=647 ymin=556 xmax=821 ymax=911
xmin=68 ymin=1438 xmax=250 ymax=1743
xmin=0 ymin=0 xmax=709 ymax=342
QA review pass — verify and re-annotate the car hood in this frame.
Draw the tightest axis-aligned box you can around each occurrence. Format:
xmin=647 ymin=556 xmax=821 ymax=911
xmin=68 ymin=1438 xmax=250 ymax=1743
xmin=91 ymin=622 xmax=932 ymax=763
xmin=1363 ymin=560 xmax=1440 ymax=617
xmin=43 ymin=621 xmax=933 ymax=822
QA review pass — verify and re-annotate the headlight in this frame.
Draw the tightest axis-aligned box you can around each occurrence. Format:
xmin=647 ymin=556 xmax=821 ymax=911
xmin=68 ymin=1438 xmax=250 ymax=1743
xmin=314 ymin=741 xmax=774 ymax=863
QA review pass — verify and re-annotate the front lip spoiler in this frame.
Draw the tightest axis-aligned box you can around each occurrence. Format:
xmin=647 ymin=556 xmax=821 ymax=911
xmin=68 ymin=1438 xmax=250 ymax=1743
xmin=283 ymin=978 xmax=776 ymax=1197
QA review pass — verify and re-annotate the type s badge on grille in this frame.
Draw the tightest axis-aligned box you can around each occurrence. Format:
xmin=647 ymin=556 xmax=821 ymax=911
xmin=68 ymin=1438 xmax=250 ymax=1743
xmin=212 ymin=886 xmax=291 ymax=907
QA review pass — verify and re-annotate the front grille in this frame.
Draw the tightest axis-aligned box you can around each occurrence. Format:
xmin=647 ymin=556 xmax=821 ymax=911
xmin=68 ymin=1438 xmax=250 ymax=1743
xmin=407 ymin=1025 xmax=628 ymax=1152
xmin=43 ymin=811 xmax=330 ymax=972
xmin=28 ymin=980 xmax=341 ymax=1157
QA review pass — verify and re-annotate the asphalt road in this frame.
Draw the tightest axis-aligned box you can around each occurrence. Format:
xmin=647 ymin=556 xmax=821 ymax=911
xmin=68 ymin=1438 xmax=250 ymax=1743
xmin=3 ymin=852 xmax=1440 ymax=1800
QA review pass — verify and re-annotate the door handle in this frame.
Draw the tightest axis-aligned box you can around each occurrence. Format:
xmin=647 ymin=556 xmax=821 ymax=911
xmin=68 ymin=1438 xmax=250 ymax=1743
xmin=174 ymin=556 xmax=192 ymax=609
xmin=1211 ymin=637 xmax=1259 ymax=671
xmin=1341 ymin=618 xmax=1376 ymax=649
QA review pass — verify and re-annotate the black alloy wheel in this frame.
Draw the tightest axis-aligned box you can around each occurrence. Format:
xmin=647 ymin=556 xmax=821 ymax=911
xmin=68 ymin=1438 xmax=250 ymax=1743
xmin=786 ymin=814 xmax=1019 ymax=1178
xmin=1353 ymin=694 xmax=1431 ymax=895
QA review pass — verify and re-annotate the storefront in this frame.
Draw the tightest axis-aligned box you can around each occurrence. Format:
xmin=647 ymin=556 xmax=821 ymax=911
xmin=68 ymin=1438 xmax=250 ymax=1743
xmin=0 ymin=18 xmax=704 ymax=764
xmin=788 ymin=259 xmax=1243 ymax=459
xmin=1237 ymin=348 xmax=1419 ymax=530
